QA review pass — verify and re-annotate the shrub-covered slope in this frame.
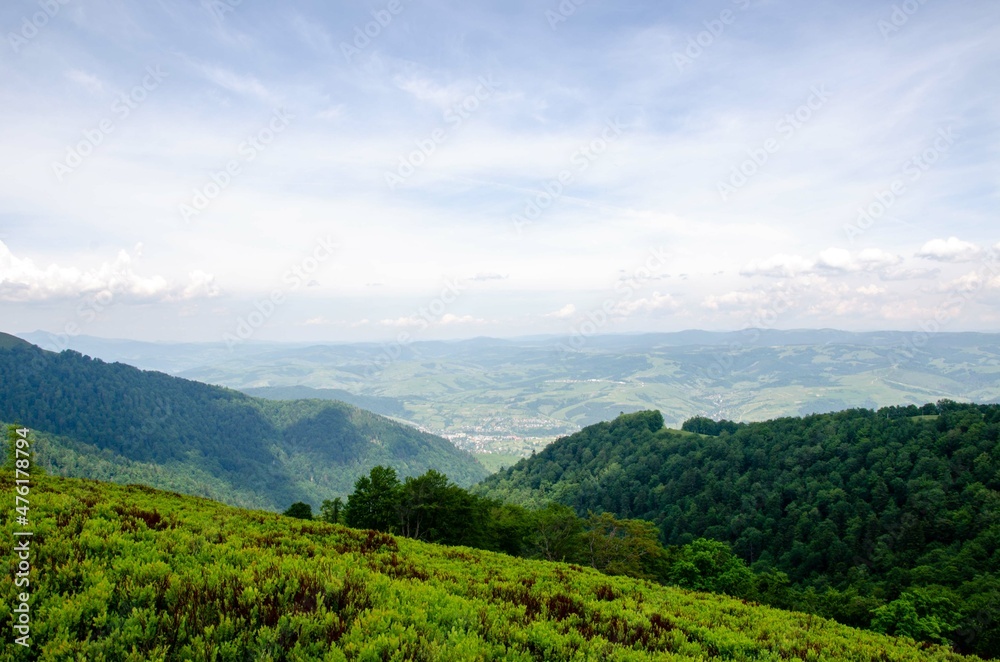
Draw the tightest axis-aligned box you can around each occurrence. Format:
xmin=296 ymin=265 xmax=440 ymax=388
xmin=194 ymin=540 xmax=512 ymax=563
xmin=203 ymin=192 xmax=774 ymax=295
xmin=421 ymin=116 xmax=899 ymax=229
xmin=0 ymin=473 xmax=981 ymax=661
xmin=0 ymin=342 xmax=486 ymax=510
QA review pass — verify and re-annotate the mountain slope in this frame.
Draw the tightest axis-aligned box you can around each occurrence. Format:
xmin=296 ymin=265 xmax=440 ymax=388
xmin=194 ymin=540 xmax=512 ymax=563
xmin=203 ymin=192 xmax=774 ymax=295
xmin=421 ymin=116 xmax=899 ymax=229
xmin=0 ymin=342 xmax=486 ymax=510
xmin=0 ymin=472 xmax=979 ymax=661
xmin=0 ymin=331 xmax=32 ymax=350
xmin=476 ymin=406 xmax=1000 ymax=657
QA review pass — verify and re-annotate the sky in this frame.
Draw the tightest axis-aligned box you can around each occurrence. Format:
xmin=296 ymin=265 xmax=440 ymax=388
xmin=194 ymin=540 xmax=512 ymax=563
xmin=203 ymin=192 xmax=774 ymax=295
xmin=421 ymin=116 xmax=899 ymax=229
xmin=1 ymin=0 xmax=998 ymax=346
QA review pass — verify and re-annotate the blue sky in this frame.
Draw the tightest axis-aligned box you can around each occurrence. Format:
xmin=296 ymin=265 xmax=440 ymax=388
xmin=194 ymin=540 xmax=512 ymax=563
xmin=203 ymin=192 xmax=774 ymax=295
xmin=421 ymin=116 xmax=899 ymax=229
xmin=1 ymin=0 xmax=998 ymax=344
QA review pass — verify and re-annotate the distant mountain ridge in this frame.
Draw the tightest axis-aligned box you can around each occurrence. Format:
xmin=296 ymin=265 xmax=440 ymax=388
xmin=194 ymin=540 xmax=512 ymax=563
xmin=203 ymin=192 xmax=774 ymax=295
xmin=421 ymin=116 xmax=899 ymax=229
xmin=0 ymin=339 xmax=487 ymax=510
xmin=14 ymin=329 xmax=1000 ymax=457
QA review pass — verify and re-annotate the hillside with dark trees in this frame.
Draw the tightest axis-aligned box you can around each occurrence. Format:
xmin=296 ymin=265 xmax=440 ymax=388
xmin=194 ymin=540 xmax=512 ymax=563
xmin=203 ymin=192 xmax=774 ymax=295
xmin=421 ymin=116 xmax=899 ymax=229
xmin=477 ymin=405 xmax=1000 ymax=657
xmin=0 ymin=340 xmax=487 ymax=510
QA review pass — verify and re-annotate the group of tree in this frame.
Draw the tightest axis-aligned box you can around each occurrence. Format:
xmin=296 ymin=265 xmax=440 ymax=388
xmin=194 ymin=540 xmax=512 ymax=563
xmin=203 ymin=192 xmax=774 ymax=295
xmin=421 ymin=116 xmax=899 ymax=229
xmin=284 ymin=464 xmax=784 ymax=618
xmin=476 ymin=404 xmax=1000 ymax=658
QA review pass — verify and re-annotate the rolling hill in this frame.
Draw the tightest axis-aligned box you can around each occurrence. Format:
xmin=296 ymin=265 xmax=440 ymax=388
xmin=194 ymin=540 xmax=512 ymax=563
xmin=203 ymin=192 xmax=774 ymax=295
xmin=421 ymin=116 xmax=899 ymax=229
xmin=0 ymin=471 xmax=981 ymax=661
xmin=23 ymin=330 xmax=1000 ymax=459
xmin=0 ymin=339 xmax=487 ymax=510
xmin=0 ymin=331 xmax=32 ymax=350
xmin=476 ymin=406 xmax=1000 ymax=657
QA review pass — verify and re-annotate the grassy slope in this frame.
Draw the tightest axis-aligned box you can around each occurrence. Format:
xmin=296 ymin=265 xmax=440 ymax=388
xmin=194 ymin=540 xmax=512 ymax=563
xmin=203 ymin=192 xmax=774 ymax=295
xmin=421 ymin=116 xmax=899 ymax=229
xmin=0 ymin=473 xmax=978 ymax=661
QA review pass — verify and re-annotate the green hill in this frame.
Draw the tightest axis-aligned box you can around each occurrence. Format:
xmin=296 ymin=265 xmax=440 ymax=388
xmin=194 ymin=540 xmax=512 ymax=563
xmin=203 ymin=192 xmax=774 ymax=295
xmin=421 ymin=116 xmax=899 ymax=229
xmin=476 ymin=405 xmax=1000 ymax=657
xmin=0 ymin=471 xmax=980 ymax=661
xmin=0 ymin=342 xmax=486 ymax=510
xmin=0 ymin=331 xmax=31 ymax=350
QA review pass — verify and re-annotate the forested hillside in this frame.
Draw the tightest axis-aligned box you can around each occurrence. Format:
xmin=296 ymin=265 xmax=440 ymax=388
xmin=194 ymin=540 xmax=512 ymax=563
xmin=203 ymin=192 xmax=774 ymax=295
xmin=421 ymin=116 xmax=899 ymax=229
xmin=477 ymin=405 xmax=1000 ymax=657
xmin=0 ymin=341 xmax=486 ymax=510
xmin=0 ymin=470 xmax=981 ymax=661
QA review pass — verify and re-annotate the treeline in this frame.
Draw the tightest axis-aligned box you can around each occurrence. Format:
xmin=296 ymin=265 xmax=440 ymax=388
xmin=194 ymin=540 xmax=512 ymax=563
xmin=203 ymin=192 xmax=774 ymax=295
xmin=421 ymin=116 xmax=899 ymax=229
xmin=284 ymin=465 xmax=780 ymax=613
xmin=477 ymin=404 xmax=1000 ymax=658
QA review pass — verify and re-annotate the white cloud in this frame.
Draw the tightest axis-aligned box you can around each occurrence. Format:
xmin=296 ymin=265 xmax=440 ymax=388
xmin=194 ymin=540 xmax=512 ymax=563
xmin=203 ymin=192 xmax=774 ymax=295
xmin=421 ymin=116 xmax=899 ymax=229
xmin=65 ymin=69 xmax=103 ymax=93
xmin=743 ymin=248 xmax=903 ymax=278
xmin=916 ymin=237 xmax=982 ymax=263
xmin=612 ymin=291 xmax=679 ymax=316
xmin=0 ymin=242 xmax=217 ymax=303
xmin=856 ymin=284 xmax=885 ymax=296
xmin=181 ymin=270 xmax=219 ymax=299
xmin=545 ymin=303 xmax=576 ymax=319
xmin=942 ymin=271 xmax=984 ymax=293
xmin=815 ymin=248 xmax=854 ymax=272
xmin=856 ymin=249 xmax=903 ymax=271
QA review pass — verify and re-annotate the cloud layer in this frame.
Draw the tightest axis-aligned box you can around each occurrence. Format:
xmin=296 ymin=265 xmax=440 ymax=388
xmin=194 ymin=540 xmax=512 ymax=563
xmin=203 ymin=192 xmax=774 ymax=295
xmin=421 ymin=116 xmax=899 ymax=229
xmin=1 ymin=0 xmax=998 ymax=341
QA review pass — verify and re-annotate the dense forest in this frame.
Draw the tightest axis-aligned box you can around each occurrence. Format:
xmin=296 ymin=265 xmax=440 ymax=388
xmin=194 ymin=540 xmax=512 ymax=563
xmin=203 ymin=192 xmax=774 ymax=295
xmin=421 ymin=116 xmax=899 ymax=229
xmin=0 ymin=341 xmax=486 ymax=509
xmin=476 ymin=405 xmax=1000 ymax=657
xmin=0 ymin=466 xmax=980 ymax=660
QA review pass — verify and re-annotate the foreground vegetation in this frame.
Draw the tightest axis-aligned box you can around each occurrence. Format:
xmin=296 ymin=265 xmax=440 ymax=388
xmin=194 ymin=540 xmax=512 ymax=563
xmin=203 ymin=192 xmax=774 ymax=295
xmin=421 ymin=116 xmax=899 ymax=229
xmin=0 ymin=471 xmax=981 ymax=660
xmin=478 ymin=405 xmax=1000 ymax=657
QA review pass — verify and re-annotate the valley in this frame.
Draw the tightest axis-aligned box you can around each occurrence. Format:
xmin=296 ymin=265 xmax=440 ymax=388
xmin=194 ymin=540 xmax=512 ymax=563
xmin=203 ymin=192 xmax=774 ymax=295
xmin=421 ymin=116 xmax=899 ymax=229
xmin=25 ymin=330 xmax=1000 ymax=461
